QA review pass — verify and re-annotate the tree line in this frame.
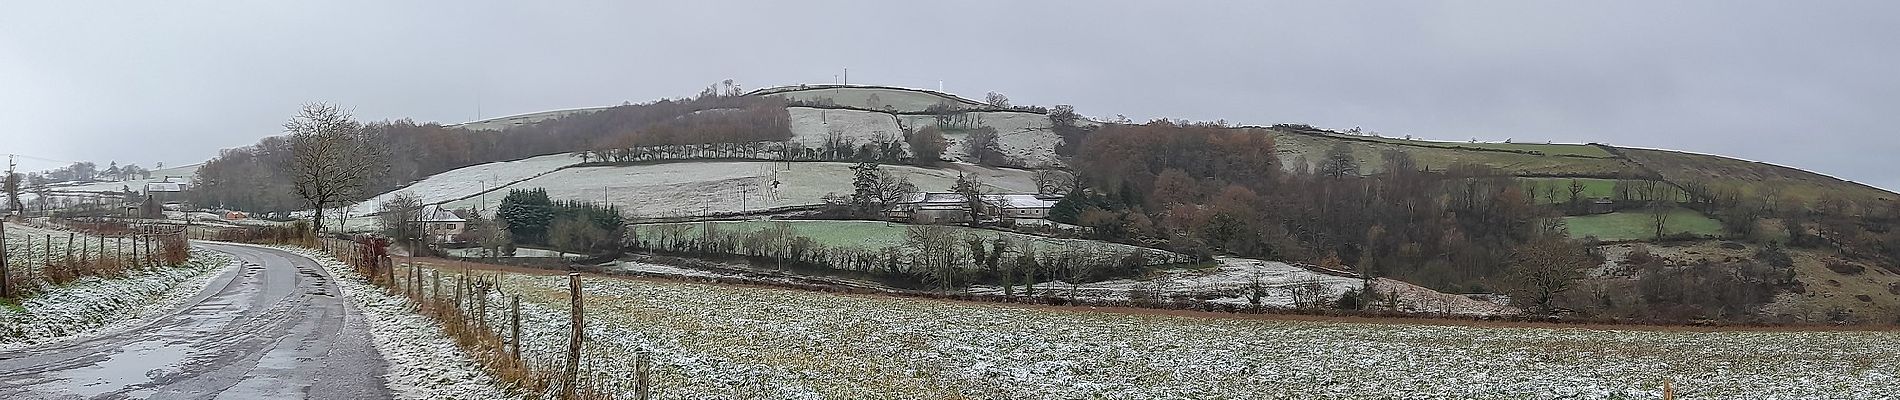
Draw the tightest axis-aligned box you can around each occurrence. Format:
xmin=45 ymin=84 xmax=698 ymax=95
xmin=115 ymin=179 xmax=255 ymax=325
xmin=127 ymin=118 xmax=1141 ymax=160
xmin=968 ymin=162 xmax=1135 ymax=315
xmin=191 ymin=81 xmax=790 ymax=214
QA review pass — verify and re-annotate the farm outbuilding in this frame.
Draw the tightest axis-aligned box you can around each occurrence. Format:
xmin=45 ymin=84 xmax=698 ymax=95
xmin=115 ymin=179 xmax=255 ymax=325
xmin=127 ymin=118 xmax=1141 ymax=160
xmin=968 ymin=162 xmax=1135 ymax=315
xmin=890 ymin=192 xmax=1062 ymax=224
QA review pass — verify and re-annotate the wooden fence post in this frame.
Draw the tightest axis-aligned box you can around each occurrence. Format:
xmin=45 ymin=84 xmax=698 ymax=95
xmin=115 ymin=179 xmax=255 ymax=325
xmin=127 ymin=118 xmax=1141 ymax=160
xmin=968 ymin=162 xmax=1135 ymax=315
xmin=1 ymin=218 xmax=9 ymax=299
xmin=636 ymin=351 xmax=651 ymax=400
xmin=432 ymin=271 xmax=442 ymax=312
xmin=563 ymin=272 xmax=583 ymax=400
xmin=510 ymin=294 xmax=522 ymax=362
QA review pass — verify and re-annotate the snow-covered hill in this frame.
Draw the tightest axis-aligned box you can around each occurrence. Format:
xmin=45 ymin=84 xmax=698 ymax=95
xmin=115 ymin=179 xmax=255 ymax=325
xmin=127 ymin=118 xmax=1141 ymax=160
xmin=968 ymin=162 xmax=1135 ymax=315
xmin=423 ymin=160 xmax=1038 ymax=218
xmin=446 ymin=107 xmax=611 ymax=131
xmin=755 ymin=85 xmax=989 ymax=113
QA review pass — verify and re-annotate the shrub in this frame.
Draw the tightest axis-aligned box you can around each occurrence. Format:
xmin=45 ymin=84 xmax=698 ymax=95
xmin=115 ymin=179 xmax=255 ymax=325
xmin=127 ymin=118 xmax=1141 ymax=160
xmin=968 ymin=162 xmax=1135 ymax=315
xmin=1825 ymin=261 xmax=1866 ymax=275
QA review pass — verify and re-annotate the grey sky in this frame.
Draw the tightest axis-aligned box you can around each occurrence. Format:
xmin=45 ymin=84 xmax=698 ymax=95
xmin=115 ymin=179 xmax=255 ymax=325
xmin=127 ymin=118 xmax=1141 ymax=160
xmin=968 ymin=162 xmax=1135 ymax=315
xmin=2 ymin=1 xmax=1895 ymax=191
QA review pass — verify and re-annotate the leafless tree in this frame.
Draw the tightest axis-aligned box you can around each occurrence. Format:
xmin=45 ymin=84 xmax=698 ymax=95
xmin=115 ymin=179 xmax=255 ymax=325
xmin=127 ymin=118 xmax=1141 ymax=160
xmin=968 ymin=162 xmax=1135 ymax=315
xmin=1031 ymin=168 xmax=1074 ymax=196
xmin=1505 ymin=237 xmax=1592 ymax=314
xmin=286 ymin=103 xmax=388 ymax=234
xmin=1650 ymin=200 xmax=1674 ymax=240
xmin=905 ymin=224 xmax=961 ymax=290
xmin=378 ymin=192 xmax=422 ymax=247
xmin=984 ymin=92 xmax=1010 ymax=108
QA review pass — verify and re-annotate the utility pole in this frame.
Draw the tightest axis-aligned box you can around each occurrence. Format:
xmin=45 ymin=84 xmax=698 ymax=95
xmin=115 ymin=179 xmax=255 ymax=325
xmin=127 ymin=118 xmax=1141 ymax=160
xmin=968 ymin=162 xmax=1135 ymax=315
xmin=5 ymin=154 xmax=18 ymax=213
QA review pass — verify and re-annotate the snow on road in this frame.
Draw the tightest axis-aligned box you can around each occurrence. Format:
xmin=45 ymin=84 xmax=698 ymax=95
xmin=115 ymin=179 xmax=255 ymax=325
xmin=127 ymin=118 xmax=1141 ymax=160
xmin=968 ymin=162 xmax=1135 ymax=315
xmin=282 ymin=247 xmax=517 ymax=400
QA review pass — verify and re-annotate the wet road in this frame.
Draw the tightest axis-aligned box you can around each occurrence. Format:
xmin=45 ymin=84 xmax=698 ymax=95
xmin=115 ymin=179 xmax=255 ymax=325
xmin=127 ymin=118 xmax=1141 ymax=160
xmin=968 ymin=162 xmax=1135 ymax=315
xmin=0 ymin=243 xmax=391 ymax=400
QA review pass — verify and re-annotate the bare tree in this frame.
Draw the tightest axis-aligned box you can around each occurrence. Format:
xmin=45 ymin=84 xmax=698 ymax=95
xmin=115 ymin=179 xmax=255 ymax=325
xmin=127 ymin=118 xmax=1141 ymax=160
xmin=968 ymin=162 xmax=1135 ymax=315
xmin=984 ymin=92 xmax=1010 ymax=108
xmin=1030 ymin=168 xmax=1074 ymax=195
xmin=286 ymin=103 xmax=388 ymax=234
xmin=905 ymin=224 xmax=961 ymax=290
xmin=1504 ymin=237 xmax=1592 ymax=315
xmin=377 ymin=192 xmax=422 ymax=247
xmin=1650 ymin=200 xmax=1674 ymax=240
xmin=962 ymin=127 xmax=1006 ymax=166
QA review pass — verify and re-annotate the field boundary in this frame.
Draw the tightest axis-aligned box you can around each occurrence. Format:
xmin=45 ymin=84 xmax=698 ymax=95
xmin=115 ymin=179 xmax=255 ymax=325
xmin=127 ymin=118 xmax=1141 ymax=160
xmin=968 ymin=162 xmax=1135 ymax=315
xmin=420 ymin=254 xmax=1896 ymax=332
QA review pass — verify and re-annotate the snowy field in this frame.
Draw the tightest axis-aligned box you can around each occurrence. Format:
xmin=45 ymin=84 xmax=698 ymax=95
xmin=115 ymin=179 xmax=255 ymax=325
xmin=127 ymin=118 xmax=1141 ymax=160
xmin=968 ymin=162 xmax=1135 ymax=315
xmin=786 ymin=107 xmax=904 ymax=150
xmin=901 ymin=111 xmax=1062 ymax=167
xmin=448 ymin=107 xmax=610 ymax=131
xmin=437 ymin=161 xmax=1038 ymax=218
xmin=348 ymin=152 xmax=581 ymax=215
xmin=442 ymin=246 xmax=584 ymax=259
xmin=786 ymin=108 xmax=1061 ymax=167
xmin=970 ymin=257 xmax=1513 ymax=315
xmin=39 ymin=163 xmax=201 ymax=196
xmin=762 ymin=86 xmax=984 ymax=113
xmin=0 ymin=224 xmax=234 ymax=347
xmin=462 ymin=269 xmax=1900 ymax=399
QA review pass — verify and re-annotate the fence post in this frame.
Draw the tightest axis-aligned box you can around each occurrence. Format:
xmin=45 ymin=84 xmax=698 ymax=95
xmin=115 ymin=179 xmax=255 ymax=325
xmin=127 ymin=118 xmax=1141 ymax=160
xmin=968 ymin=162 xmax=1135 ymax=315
xmin=1 ymin=218 xmax=9 ymax=299
xmin=431 ymin=271 xmax=442 ymax=313
xmin=636 ymin=351 xmax=651 ymax=400
xmin=65 ymin=232 xmax=74 ymax=269
xmin=510 ymin=294 xmax=522 ymax=362
xmin=562 ymin=272 xmax=583 ymax=400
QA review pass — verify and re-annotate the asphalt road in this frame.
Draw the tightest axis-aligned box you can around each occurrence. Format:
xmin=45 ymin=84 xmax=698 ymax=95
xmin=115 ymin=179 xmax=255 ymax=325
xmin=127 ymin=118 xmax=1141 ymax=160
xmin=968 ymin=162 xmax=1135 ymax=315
xmin=0 ymin=243 xmax=391 ymax=400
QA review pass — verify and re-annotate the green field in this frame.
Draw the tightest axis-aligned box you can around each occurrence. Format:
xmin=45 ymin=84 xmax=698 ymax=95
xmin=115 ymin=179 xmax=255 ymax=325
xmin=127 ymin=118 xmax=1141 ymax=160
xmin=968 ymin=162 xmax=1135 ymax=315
xmin=1563 ymin=208 xmax=1723 ymax=241
xmin=1517 ymin=178 xmax=1688 ymax=204
xmin=634 ymin=220 xmax=1189 ymax=263
xmin=1519 ymin=178 xmax=1618 ymax=203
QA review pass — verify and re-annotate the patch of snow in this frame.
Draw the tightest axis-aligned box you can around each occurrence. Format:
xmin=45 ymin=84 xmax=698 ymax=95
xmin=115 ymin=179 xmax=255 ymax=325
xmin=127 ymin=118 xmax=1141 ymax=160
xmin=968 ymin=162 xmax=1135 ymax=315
xmin=349 ymin=152 xmax=582 ymax=217
xmin=449 ymin=107 xmax=611 ymax=132
xmin=464 ymin=270 xmax=1900 ymax=399
xmin=437 ymin=161 xmax=1038 ymax=218
xmin=0 ymin=247 xmax=235 ymax=349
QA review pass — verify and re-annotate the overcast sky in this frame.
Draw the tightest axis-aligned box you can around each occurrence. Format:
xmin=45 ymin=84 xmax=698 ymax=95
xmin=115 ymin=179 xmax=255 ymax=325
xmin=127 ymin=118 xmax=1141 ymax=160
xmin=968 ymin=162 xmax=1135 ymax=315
xmin=2 ymin=1 xmax=1895 ymax=191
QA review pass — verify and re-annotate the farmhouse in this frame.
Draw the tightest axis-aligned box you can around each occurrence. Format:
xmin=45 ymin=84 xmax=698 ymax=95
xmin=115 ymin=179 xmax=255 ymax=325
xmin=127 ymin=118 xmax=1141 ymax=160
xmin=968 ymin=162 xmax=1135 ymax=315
xmin=890 ymin=192 xmax=1061 ymax=224
xmin=143 ymin=177 xmax=192 ymax=203
xmin=416 ymin=206 xmax=467 ymax=243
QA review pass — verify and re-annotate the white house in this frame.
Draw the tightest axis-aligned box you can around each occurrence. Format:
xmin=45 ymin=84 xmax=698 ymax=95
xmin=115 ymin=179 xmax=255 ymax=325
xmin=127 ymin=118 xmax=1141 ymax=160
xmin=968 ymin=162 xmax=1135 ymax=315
xmin=416 ymin=206 xmax=467 ymax=243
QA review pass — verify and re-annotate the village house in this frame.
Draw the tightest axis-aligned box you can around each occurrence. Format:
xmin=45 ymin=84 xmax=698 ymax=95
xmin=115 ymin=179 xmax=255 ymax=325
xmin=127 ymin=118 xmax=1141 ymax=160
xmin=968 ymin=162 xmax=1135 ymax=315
xmin=889 ymin=192 xmax=1061 ymax=224
xmin=417 ymin=206 xmax=467 ymax=243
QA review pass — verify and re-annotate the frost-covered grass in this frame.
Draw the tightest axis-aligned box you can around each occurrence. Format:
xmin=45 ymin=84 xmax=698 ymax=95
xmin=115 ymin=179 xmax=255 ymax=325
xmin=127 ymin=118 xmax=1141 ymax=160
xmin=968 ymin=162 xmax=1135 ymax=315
xmin=0 ymin=249 xmax=233 ymax=349
xmin=764 ymin=86 xmax=983 ymax=113
xmin=449 ymin=107 xmax=611 ymax=132
xmin=438 ymin=161 xmax=1038 ymax=218
xmin=969 ymin=256 xmax=1359 ymax=306
xmin=464 ymin=270 xmax=1900 ymax=399
xmin=786 ymin=107 xmax=903 ymax=150
xmin=350 ymin=152 xmax=583 ymax=216
xmin=636 ymin=220 xmax=1189 ymax=266
xmin=277 ymin=246 xmax=517 ymax=400
xmin=898 ymin=112 xmax=1062 ymax=167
